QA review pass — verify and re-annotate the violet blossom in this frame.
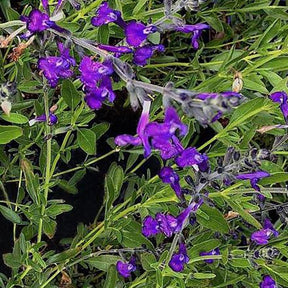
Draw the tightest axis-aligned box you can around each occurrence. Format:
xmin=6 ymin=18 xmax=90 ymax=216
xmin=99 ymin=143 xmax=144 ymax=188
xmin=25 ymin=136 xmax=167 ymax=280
xmin=236 ymin=171 xmax=270 ymax=192
xmin=115 ymin=101 xmax=151 ymax=157
xmin=79 ymin=56 xmax=116 ymax=109
xmin=199 ymin=248 xmax=220 ymax=264
xmin=260 ymin=275 xmax=277 ymax=288
xmin=144 ymin=107 xmax=187 ymax=159
xmin=175 ymin=147 xmax=209 ymax=172
xmin=20 ymin=8 xmax=65 ymax=39
xmin=169 ymin=243 xmax=189 ymax=272
xmin=175 ymin=23 xmax=209 ymax=49
xmin=270 ymin=91 xmax=288 ymax=123
xmin=29 ymin=113 xmax=58 ymax=126
xmin=91 ymin=1 xmax=126 ymax=28
xmin=142 ymin=205 xmax=194 ymax=238
xmin=116 ymin=257 xmax=136 ymax=278
xmin=133 ymin=45 xmax=165 ymax=66
xmin=125 ymin=21 xmax=158 ymax=47
xmin=38 ymin=43 xmax=76 ymax=87
xmin=159 ymin=167 xmax=182 ymax=199
xmin=251 ymin=219 xmax=279 ymax=245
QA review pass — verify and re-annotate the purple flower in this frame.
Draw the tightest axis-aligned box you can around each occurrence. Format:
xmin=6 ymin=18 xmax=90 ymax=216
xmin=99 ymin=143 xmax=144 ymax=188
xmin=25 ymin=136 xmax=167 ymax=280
xmin=159 ymin=167 xmax=182 ymax=199
xmin=145 ymin=107 xmax=187 ymax=159
xmin=175 ymin=147 xmax=209 ymax=172
xmin=155 ymin=213 xmax=177 ymax=237
xmin=125 ymin=21 xmax=157 ymax=47
xmin=176 ymin=23 xmax=209 ymax=49
xmin=251 ymin=219 xmax=279 ymax=245
xmin=79 ymin=57 xmax=113 ymax=89
xmin=270 ymin=91 xmax=288 ymax=122
xmin=169 ymin=243 xmax=189 ymax=272
xmin=29 ymin=113 xmax=58 ymax=126
xmin=199 ymin=248 xmax=220 ymax=264
xmin=79 ymin=57 xmax=115 ymax=109
xmin=142 ymin=216 xmax=160 ymax=237
xmin=133 ymin=45 xmax=165 ymax=66
xmin=38 ymin=43 xmax=76 ymax=87
xmin=236 ymin=171 xmax=270 ymax=192
xmin=142 ymin=205 xmax=193 ymax=238
xmin=116 ymin=257 xmax=136 ymax=278
xmin=91 ymin=1 xmax=125 ymax=28
xmin=98 ymin=44 xmax=133 ymax=55
xmin=260 ymin=275 xmax=277 ymax=288
xmin=20 ymin=9 xmax=65 ymax=39
xmin=115 ymin=101 xmax=151 ymax=157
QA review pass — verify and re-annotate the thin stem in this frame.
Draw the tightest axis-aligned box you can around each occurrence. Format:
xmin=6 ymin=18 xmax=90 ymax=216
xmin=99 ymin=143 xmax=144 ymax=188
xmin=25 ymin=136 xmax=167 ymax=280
xmin=37 ymin=83 xmax=52 ymax=243
xmin=13 ymin=170 xmax=23 ymax=242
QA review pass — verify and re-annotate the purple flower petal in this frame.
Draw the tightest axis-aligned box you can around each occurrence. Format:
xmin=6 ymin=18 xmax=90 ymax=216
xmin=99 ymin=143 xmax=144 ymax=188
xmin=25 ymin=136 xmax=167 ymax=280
xmin=270 ymin=91 xmax=288 ymax=121
xmin=159 ymin=167 xmax=182 ymax=199
xmin=116 ymin=257 xmax=136 ymax=278
xmin=142 ymin=216 xmax=160 ymax=237
xmin=169 ymin=243 xmax=189 ymax=272
xmin=133 ymin=45 xmax=165 ymax=66
xmin=236 ymin=171 xmax=270 ymax=192
xmin=91 ymin=1 xmax=124 ymax=27
xmin=199 ymin=248 xmax=220 ymax=264
xmin=125 ymin=21 xmax=157 ymax=47
xmin=175 ymin=147 xmax=209 ymax=171
xmin=260 ymin=275 xmax=277 ymax=288
xmin=38 ymin=43 xmax=75 ymax=87
xmin=251 ymin=219 xmax=278 ymax=245
xmin=176 ymin=23 xmax=209 ymax=49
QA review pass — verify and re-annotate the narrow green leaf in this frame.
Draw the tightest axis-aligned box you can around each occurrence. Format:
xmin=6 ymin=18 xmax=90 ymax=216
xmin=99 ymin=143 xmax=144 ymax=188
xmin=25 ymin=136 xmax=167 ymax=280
xmin=224 ymin=198 xmax=262 ymax=229
xmin=104 ymin=264 xmax=118 ymax=288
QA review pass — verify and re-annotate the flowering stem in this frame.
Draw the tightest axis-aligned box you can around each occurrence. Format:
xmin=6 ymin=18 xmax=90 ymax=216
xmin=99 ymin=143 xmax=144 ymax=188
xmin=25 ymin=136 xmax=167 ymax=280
xmin=37 ymin=82 xmax=52 ymax=243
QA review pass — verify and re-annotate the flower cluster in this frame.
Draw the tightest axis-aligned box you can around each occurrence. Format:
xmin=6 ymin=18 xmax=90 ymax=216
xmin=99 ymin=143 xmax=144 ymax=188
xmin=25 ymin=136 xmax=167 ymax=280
xmin=91 ymin=1 xmax=164 ymax=66
xmin=142 ymin=204 xmax=195 ymax=238
xmin=79 ymin=57 xmax=115 ymax=109
xmin=38 ymin=43 xmax=76 ymax=87
xmin=260 ymin=275 xmax=277 ymax=288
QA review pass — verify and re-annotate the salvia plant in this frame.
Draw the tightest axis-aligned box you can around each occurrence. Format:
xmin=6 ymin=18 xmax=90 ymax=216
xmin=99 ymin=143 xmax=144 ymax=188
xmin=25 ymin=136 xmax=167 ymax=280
xmin=0 ymin=0 xmax=288 ymax=287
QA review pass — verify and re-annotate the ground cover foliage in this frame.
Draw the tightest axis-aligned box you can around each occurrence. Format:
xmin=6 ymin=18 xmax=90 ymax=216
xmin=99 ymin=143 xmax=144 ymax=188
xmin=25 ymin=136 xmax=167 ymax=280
xmin=0 ymin=0 xmax=288 ymax=287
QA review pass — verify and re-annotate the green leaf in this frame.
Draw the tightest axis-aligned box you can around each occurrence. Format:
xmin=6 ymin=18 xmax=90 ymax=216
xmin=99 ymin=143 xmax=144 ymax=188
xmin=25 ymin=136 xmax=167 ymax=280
xmin=224 ymin=198 xmax=262 ymax=229
xmin=132 ymin=0 xmax=148 ymax=15
xmin=57 ymin=179 xmax=78 ymax=194
xmin=260 ymin=172 xmax=288 ymax=185
xmin=141 ymin=253 xmax=157 ymax=271
xmin=61 ymin=79 xmax=81 ymax=110
xmin=193 ymin=273 xmax=216 ymax=279
xmin=1 ymin=113 xmax=28 ymax=124
xmin=21 ymin=159 xmax=39 ymax=204
xmin=86 ymin=255 xmax=121 ymax=272
xmin=3 ymin=253 xmax=22 ymax=269
xmin=0 ymin=205 xmax=21 ymax=224
xmin=47 ymin=248 xmax=79 ymax=265
xmin=104 ymin=264 xmax=118 ymax=288
xmin=97 ymin=25 xmax=110 ymax=44
xmin=91 ymin=122 xmax=110 ymax=139
xmin=46 ymin=204 xmax=73 ymax=217
xmin=43 ymin=217 xmax=57 ymax=239
xmin=77 ymin=128 xmax=96 ymax=155
xmin=0 ymin=125 xmax=23 ymax=144
xmin=197 ymin=204 xmax=230 ymax=233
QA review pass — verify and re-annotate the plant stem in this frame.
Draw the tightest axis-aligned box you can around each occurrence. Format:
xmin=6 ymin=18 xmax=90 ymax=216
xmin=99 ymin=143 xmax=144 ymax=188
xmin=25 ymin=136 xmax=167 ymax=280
xmin=37 ymin=83 xmax=52 ymax=243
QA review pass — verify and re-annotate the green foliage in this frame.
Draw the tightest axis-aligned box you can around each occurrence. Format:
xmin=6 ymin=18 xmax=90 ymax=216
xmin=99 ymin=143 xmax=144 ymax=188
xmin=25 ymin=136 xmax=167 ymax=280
xmin=0 ymin=0 xmax=288 ymax=287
